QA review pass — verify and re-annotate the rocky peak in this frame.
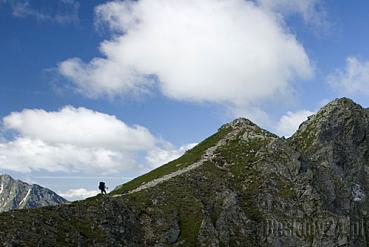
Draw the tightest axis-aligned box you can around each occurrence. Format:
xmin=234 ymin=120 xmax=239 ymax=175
xmin=0 ymin=174 xmax=12 ymax=181
xmin=220 ymin=117 xmax=277 ymax=141
xmin=289 ymin=99 xmax=369 ymax=217
xmin=0 ymin=174 xmax=67 ymax=212
xmin=322 ymin=97 xmax=359 ymax=109
xmin=225 ymin=117 xmax=256 ymax=127
xmin=219 ymin=117 xmax=256 ymax=130
xmin=292 ymin=98 xmax=369 ymax=150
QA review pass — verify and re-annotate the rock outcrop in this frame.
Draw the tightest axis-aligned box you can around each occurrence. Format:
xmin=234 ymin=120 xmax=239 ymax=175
xmin=1 ymin=97 xmax=369 ymax=246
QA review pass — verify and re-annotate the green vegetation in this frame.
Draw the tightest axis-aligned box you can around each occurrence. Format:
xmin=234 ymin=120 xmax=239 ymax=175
xmin=122 ymin=175 xmax=205 ymax=246
xmin=214 ymin=133 xmax=271 ymax=222
xmin=70 ymin=219 xmax=106 ymax=240
xmin=0 ymin=202 xmax=109 ymax=246
xmin=177 ymin=197 xmax=203 ymax=244
xmin=112 ymin=126 xmax=232 ymax=194
xmin=294 ymin=127 xmax=314 ymax=149
xmin=81 ymin=194 xmax=104 ymax=206
xmin=219 ymin=138 xmax=267 ymax=174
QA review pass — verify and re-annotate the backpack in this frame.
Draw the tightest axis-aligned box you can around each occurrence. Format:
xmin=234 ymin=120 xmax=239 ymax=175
xmin=99 ymin=182 xmax=105 ymax=190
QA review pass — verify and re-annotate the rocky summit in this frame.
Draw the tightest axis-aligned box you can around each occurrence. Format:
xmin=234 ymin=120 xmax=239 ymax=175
xmin=0 ymin=174 xmax=67 ymax=213
xmin=1 ymin=97 xmax=369 ymax=246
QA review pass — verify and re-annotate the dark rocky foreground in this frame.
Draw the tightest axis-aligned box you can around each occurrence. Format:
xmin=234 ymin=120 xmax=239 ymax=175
xmin=1 ymin=97 xmax=369 ymax=246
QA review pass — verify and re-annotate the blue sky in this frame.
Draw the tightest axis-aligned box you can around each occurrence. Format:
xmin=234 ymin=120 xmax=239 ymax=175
xmin=1 ymin=0 xmax=369 ymax=200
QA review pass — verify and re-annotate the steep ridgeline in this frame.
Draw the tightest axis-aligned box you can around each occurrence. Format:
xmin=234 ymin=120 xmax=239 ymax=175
xmin=1 ymin=98 xmax=369 ymax=246
xmin=0 ymin=174 xmax=67 ymax=212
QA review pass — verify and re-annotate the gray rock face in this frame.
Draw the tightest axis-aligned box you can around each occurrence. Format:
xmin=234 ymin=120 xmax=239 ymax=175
xmin=0 ymin=174 xmax=67 ymax=212
xmin=1 ymin=97 xmax=369 ymax=247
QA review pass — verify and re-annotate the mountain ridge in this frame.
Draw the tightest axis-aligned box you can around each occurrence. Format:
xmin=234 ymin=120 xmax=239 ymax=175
xmin=1 ymin=97 xmax=369 ymax=246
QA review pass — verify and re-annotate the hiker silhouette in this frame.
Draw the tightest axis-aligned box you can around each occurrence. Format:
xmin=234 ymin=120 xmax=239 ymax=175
xmin=99 ymin=181 xmax=107 ymax=195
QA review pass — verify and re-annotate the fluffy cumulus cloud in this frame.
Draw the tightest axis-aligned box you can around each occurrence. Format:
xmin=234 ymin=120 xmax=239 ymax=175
xmin=3 ymin=106 xmax=156 ymax=151
xmin=276 ymin=110 xmax=314 ymax=137
xmin=58 ymin=0 xmax=312 ymax=110
xmin=59 ymin=188 xmax=99 ymax=201
xmin=328 ymin=57 xmax=369 ymax=95
xmin=0 ymin=106 xmax=191 ymax=174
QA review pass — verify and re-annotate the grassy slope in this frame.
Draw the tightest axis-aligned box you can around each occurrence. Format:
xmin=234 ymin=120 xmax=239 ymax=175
xmin=112 ymin=126 xmax=232 ymax=195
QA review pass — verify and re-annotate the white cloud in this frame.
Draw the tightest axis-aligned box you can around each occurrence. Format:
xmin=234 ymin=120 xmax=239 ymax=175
xmin=59 ymin=188 xmax=99 ymax=201
xmin=276 ymin=110 xmax=314 ymax=137
xmin=9 ymin=0 xmax=79 ymax=24
xmin=3 ymin=106 xmax=155 ymax=151
xmin=145 ymin=143 xmax=198 ymax=169
xmin=58 ymin=0 xmax=312 ymax=109
xmin=0 ymin=137 xmax=137 ymax=174
xmin=328 ymin=57 xmax=369 ymax=95
xmin=0 ymin=106 xmax=192 ymax=174
xmin=256 ymin=0 xmax=327 ymax=29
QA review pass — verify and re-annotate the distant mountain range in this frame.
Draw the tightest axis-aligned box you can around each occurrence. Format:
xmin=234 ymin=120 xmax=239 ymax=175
xmin=0 ymin=174 xmax=67 ymax=212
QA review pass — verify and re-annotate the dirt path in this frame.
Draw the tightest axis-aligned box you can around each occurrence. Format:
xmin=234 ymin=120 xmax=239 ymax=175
xmin=111 ymin=144 xmax=221 ymax=197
